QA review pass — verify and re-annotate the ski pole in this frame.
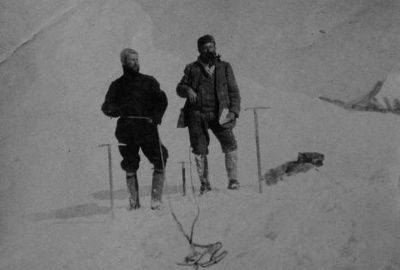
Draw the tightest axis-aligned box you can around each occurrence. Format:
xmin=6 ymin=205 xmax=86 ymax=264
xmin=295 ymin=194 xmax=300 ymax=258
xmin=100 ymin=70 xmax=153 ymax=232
xmin=244 ymin=106 xmax=270 ymax=194
xmin=98 ymin=143 xmax=115 ymax=219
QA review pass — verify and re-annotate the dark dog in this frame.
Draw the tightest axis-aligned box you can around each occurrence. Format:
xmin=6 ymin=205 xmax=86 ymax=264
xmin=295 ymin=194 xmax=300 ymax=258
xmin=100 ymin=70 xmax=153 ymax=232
xmin=264 ymin=152 xmax=324 ymax=185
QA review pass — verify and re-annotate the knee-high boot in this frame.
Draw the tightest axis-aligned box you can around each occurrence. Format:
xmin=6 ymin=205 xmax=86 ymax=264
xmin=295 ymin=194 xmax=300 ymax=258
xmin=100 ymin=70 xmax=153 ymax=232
xmin=126 ymin=171 xmax=140 ymax=209
xmin=151 ymin=168 xmax=165 ymax=210
xmin=225 ymin=150 xmax=240 ymax=190
xmin=195 ymin=154 xmax=211 ymax=194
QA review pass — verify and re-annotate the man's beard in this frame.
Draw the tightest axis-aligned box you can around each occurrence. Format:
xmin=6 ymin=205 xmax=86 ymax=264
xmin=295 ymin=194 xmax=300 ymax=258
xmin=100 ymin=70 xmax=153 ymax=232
xmin=201 ymin=52 xmax=218 ymax=65
xmin=123 ymin=65 xmax=140 ymax=75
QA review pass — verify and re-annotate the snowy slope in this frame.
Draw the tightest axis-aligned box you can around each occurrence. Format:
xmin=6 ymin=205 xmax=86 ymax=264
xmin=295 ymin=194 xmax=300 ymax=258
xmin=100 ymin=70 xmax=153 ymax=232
xmin=1 ymin=0 xmax=400 ymax=269
xmin=1 ymin=86 xmax=400 ymax=270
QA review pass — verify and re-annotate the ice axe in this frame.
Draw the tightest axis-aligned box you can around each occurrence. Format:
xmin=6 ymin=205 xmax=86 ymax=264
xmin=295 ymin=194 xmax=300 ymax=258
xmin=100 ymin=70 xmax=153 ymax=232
xmin=178 ymin=161 xmax=189 ymax=196
xmin=98 ymin=143 xmax=115 ymax=219
xmin=245 ymin=106 xmax=270 ymax=193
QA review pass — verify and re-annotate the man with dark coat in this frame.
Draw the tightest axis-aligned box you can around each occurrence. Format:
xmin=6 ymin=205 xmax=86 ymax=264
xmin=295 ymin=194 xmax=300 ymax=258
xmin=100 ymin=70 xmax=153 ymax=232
xmin=176 ymin=35 xmax=241 ymax=194
xmin=101 ymin=48 xmax=168 ymax=210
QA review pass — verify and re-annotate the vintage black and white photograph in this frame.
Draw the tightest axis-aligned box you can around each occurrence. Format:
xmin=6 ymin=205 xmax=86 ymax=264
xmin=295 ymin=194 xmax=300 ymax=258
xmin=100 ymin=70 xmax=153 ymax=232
xmin=1 ymin=0 xmax=400 ymax=269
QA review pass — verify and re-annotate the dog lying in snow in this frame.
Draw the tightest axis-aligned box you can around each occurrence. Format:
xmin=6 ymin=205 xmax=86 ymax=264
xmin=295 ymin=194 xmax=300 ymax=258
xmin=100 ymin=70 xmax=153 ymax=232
xmin=264 ymin=152 xmax=324 ymax=185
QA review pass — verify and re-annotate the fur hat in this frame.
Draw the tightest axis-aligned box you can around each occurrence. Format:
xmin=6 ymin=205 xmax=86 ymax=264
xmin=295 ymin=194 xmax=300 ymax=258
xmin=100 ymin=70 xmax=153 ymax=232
xmin=197 ymin=34 xmax=216 ymax=51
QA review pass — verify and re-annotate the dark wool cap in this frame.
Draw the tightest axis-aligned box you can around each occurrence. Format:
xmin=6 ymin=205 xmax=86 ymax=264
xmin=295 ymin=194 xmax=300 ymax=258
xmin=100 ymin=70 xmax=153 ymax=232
xmin=197 ymin=34 xmax=216 ymax=51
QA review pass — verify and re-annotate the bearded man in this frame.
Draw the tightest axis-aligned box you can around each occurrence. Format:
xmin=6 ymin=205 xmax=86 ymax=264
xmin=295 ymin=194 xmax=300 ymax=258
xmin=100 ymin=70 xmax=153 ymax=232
xmin=102 ymin=48 xmax=168 ymax=210
xmin=176 ymin=35 xmax=241 ymax=194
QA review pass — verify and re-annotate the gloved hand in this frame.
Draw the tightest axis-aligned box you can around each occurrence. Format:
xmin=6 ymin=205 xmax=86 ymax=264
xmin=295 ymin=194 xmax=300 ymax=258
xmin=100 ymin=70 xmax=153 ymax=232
xmin=102 ymin=105 xmax=121 ymax=118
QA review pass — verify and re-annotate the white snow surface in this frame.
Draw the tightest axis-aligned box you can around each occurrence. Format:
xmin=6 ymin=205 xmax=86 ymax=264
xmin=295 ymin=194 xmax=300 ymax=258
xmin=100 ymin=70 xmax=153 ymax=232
xmin=1 ymin=81 xmax=399 ymax=270
xmin=1 ymin=0 xmax=400 ymax=269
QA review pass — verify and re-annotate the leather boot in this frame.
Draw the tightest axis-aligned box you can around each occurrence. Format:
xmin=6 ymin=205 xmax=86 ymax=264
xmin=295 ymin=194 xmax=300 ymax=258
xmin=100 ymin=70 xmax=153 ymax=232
xmin=126 ymin=172 xmax=140 ymax=209
xmin=225 ymin=150 xmax=240 ymax=190
xmin=151 ymin=168 xmax=165 ymax=210
xmin=195 ymin=154 xmax=211 ymax=194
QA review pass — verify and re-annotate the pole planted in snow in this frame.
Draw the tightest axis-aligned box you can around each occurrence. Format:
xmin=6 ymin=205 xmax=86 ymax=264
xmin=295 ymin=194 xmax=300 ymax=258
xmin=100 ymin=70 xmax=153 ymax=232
xmin=178 ymin=162 xmax=188 ymax=196
xmin=245 ymin=106 xmax=270 ymax=194
xmin=99 ymin=143 xmax=115 ymax=219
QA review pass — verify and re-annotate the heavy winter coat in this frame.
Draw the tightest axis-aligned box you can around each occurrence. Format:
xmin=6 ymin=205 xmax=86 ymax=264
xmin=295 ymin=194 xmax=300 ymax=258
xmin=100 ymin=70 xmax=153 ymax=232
xmin=101 ymin=68 xmax=167 ymax=143
xmin=176 ymin=59 xmax=241 ymax=127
